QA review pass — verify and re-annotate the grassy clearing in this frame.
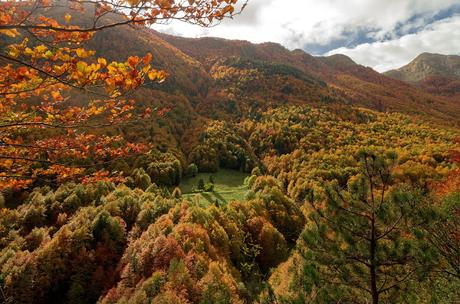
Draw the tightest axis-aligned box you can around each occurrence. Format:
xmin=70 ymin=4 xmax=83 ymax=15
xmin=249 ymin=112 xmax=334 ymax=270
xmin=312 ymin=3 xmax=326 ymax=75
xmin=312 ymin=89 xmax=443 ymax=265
xmin=179 ymin=169 xmax=249 ymax=206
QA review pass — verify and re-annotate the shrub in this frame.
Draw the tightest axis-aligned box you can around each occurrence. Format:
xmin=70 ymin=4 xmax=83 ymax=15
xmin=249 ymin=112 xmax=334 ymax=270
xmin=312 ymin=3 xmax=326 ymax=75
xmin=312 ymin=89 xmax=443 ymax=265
xmin=186 ymin=163 xmax=198 ymax=177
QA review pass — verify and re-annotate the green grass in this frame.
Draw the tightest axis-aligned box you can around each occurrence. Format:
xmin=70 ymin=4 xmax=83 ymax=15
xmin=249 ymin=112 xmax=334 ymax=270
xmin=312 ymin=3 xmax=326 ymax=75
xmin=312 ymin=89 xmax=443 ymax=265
xmin=179 ymin=169 xmax=249 ymax=206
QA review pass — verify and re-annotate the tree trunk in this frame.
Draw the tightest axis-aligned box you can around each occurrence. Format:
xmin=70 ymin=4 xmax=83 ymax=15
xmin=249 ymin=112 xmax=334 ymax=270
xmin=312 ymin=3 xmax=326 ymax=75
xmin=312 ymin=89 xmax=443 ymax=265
xmin=370 ymin=216 xmax=379 ymax=304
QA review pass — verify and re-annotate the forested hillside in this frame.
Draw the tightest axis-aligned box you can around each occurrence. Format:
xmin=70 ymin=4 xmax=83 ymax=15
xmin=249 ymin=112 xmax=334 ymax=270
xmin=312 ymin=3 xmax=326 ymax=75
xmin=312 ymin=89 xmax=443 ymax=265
xmin=161 ymin=34 xmax=460 ymax=126
xmin=1 ymin=1 xmax=459 ymax=304
xmin=2 ymin=106 xmax=459 ymax=303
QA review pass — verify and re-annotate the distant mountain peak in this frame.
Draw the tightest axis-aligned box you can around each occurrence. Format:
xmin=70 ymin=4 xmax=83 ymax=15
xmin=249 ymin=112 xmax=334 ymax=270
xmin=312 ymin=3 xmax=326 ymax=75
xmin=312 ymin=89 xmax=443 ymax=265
xmin=416 ymin=52 xmax=460 ymax=59
xmin=384 ymin=53 xmax=460 ymax=98
xmin=385 ymin=53 xmax=460 ymax=83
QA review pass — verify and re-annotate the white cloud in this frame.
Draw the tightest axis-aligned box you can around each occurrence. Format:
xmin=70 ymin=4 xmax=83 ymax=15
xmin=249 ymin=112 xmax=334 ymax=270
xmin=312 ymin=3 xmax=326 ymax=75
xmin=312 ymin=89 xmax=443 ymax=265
xmin=154 ymin=0 xmax=460 ymax=70
xmin=327 ymin=16 xmax=460 ymax=72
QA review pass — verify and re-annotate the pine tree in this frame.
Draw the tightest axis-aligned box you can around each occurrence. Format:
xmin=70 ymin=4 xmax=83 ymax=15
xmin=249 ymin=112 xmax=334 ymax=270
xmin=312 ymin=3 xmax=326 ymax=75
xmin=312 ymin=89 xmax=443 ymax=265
xmin=425 ymin=192 xmax=460 ymax=279
xmin=297 ymin=151 xmax=438 ymax=304
xmin=197 ymin=178 xmax=205 ymax=191
xmin=187 ymin=163 xmax=199 ymax=177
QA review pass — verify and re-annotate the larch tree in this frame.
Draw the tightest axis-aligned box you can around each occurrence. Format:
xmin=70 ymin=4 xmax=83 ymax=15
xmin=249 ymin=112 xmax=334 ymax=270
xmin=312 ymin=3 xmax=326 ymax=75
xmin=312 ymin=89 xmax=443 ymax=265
xmin=0 ymin=0 xmax=247 ymax=191
xmin=296 ymin=151 xmax=439 ymax=304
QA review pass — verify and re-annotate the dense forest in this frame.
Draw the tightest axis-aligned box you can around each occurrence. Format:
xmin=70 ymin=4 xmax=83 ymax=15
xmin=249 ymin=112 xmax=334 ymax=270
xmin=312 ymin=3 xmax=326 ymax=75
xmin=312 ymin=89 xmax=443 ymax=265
xmin=1 ymin=1 xmax=459 ymax=304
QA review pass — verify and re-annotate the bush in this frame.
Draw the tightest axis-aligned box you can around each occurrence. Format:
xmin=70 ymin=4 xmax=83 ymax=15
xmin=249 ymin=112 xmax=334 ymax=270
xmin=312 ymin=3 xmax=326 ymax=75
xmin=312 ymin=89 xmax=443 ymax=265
xmin=197 ymin=178 xmax=205 ymax=190
xmin=171 ymin=187 xmax=182 ymax=199
xmin=186 ymin=163 xmax=198 ymax=177
xmin=132 ymin=168 xmax=152 ymax=190
xmin=204 ymin=183 xmax=214 ymax=192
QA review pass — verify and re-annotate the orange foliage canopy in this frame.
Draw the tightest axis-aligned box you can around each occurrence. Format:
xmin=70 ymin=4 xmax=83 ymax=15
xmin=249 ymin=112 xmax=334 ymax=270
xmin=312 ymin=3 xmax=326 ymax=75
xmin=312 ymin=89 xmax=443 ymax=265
xmin=435 ymin=137 xmax=460 ymax=196
xmin=0 ymin=0 xmax=246 ymax=190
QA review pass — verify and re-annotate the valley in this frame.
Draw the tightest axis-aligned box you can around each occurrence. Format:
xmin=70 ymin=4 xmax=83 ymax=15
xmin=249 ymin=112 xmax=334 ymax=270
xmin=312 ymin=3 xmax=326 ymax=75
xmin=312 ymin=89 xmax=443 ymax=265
xmin=179 ymin=169 xmax=250 ymax=205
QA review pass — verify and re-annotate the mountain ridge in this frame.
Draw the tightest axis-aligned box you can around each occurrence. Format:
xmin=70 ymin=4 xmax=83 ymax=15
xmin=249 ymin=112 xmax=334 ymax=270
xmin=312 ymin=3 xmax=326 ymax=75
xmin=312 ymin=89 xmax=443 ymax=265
xmin=385 ymin=52 xmax=460 ymax=82
xmin=385 ymin=53 xmax=460 ymax=99
xmin=45 ymin=7 xmax=460 ymax=127
xmin=159 ymin=31 xmax=459 ymax=125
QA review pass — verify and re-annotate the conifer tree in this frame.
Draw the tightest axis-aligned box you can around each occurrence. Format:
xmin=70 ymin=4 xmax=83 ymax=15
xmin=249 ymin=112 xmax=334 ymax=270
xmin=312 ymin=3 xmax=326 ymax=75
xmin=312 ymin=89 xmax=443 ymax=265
xmin=297 ymin=151 xmax=438 ymax=304
xmin=425 ymin=192 xmax=460 ymax=279
xmin=197 ymin=178 xmax=205 ymax=191
xmin=187 ymin=163 xmax=199 ymax=178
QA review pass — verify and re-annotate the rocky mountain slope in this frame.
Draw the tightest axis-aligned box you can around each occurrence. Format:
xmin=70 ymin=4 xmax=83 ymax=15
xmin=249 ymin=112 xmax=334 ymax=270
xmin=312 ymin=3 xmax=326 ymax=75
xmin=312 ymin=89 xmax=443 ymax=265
xmin=385 ymin=53 xmax=460 ymax=82
xmin=385 ymin=53 xmax=460 ymax=98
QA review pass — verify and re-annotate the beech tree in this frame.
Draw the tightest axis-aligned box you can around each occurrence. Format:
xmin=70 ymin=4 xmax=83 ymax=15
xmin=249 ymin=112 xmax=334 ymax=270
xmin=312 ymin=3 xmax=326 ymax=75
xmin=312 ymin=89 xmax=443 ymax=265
xmin=297 ymin=151 xmax=438 ymax=304
xmin=0 ymin=0 xmax=247 ymax=191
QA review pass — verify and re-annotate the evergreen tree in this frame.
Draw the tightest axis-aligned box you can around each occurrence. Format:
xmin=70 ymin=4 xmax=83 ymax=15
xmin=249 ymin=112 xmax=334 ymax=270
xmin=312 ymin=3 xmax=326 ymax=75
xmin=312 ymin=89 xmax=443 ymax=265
xmin=296 ymin=151 xmax=438 ymax=304
xmin=425 ymin=192 xmax=460 ymax=279
xmin=171 ymin=187 xmax=182 ymax=199
xmin=187 ymin=163 xmax=199 ymax=177
xmin=197 ymin=178 xmax=205 ymax=191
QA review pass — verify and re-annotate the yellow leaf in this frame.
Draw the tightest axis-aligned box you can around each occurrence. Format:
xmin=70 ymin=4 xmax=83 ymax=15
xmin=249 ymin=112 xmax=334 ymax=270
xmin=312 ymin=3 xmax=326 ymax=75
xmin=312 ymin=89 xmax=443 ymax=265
xmin=147 ymin=70 xmax=157 ymax=80
xmin=0 ymin=29 xmax=19 ymax=38
xmin=76 ymin=48 xmax=86 ymax=58
xmin=8 ymin=48 xmax=19 ymax=58
xmin=35 ymin=45 xmax=47 ymax=53
xmin=97 ymin=58 xmax=107 ymax=66
xmin=64 ymin=13 xmax=72 ymax=23
xmin=44 ymin=50 xmax=53 ymax=59
xmin=24 ymin=48 xmax=34 ymax=56
xmin=3 ymin=159 xmax=13 ymax=168
xmin=75 ymin=48 xmax=94 ymax=58
xmin=76 ymin=61 xmax=88 ymax=73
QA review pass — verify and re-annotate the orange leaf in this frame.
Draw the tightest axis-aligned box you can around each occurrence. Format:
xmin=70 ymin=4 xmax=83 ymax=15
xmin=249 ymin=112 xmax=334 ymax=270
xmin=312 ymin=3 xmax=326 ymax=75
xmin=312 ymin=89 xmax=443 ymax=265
xmin=128 ymin=56 xmax=140 ymax=68
xmin=51 ymin=91 xmax=63 ymax=101
xmin=143 ymin=53 xmax=152 ymax=65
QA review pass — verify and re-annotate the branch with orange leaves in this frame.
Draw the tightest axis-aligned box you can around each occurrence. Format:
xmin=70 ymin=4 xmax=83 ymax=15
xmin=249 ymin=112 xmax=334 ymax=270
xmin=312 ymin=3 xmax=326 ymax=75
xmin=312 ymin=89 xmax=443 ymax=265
xmin=0 ymin=0 xmax=248 ymax=191
xmin=0 ymin=132 xmax=150 ymax=191
xmin=0 ymin=0 xmax=248 ymax=35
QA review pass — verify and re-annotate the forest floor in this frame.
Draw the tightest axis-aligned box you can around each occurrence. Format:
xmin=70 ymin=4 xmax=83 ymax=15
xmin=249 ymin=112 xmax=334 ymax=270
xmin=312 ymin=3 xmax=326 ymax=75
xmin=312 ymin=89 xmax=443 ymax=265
xmin=179 ymin=169 xmax=249 ymax=206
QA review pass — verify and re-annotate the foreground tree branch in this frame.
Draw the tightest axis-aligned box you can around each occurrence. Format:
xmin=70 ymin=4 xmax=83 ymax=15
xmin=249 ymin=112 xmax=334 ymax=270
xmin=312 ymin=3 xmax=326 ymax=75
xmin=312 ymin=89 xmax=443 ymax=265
xmin=0 ymin=0 xmax=248 ymax=190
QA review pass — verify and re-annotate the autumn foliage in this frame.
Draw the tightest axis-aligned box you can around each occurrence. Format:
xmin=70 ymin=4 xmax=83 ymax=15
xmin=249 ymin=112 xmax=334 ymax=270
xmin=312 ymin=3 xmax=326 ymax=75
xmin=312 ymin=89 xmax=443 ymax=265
xmin=0 ymin=2 xmax=459 ymax=304
xmin=0 ymin=0 xmax=246 ymax=191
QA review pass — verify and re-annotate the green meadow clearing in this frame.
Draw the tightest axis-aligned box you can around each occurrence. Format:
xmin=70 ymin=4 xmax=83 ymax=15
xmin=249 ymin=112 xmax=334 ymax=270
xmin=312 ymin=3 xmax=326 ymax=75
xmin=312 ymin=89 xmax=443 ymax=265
xmin=179 ymin=169 xmax=249 ymax=206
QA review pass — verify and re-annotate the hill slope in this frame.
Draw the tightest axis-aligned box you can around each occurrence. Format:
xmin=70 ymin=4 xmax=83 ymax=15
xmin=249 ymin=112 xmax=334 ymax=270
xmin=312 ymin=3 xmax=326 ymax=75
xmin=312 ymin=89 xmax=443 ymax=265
xmin=385 ymin=53 xmax=460 ymax=98
xmin=160 ymin=34 xmax=460 ymax=125
xmin=44 ymin=7 xmax=460 ymax=134
xmin=385 ymin=53 xmax=460 ymax=82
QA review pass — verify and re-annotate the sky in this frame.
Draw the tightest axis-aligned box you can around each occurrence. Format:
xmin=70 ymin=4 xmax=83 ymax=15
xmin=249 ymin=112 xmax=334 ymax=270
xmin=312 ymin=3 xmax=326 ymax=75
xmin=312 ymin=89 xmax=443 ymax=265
xmin=155 ymin=0 xmax=460 ymax=72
